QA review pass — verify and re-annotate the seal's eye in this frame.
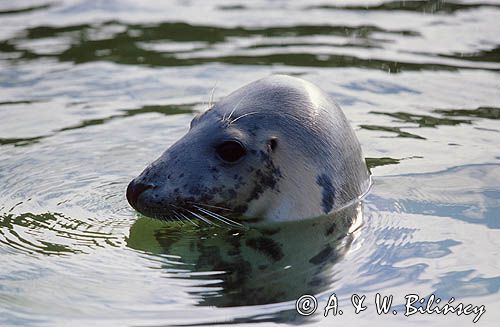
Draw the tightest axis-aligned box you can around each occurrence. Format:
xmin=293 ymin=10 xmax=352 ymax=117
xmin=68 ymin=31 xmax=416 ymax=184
xmin=216 ymin=141 xmax=246 ymax=163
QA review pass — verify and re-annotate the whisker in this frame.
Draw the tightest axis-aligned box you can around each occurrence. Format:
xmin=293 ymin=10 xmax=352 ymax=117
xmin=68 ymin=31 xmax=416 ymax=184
xmin=208 ymin=81 xmax=218 ymax=108
xmin=150 ymin=211 xmax=171 ymax=223
xmin=229 ymin=112 xmax=259 ymax=125
xmin=177 ymin=211 xmax=199 ymax=227
xmin=163 ymin=208 xmax=190 ymax=225
xmin=185 ymin=201 xmax=232 ymax=211
xmin=195 ymin=207 xmax=231 ymax=226
xmin=186 ymin=209 xmax=218 ymax=226
xmin=172 ymin=211 xmax=187 ymax=226
xmin=166 ymin=207 xmax=183 ymax=224
xmin=168 ymin=205 xmax=194 ymax=226
xmin=225 ymin=93 xmax=248 ymax=122
xmin=194 ymin=206 xmax=244 ymax=228
xmin=170 ymin=212 xmax=184 ymax=226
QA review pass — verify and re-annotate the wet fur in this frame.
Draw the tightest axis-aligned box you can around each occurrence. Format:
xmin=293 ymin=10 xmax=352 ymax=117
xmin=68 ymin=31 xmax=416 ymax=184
xmin=129 ymin=75 xmax=370 ymax=222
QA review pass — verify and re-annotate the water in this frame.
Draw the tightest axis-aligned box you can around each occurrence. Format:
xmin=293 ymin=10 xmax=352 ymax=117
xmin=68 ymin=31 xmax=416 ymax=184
xmin=1 ymin=0 xmax=499 ymax=326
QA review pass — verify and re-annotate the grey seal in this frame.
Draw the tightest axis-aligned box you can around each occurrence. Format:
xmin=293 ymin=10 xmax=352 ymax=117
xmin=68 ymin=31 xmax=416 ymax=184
xmin=126 ymin=75 xmax=370 ymax=223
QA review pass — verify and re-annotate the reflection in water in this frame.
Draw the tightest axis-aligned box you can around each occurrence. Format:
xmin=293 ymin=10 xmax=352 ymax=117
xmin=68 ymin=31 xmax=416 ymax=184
xmin=0 ymin=212 xmax=122 ymax=256
xmin=0 ymin=135 xmax=44 ymax=147
xmin=434 ymin=106 xmax=500 ymax=120
xmin=360 ymin=106 xmax=500 ymax=140
xmin=305 ymin=0 xmax=500 ymax=13
xmin=128 ymin=203 xmax=362 ymax=310
xmin=441 ymin=46 xmax=500 ymax=63
xmin=359 ymin=124 xmax=426 ymax=139
xmin=0 ymin=4 xmax=52 ymax=16
xmin=370 ymin=111 xmax=471 ymax=128
xmin=366 ymin=157 xmax=400 ymax=170
xmin=0 ymin=22 xmax=426 ymax=73
xmin=3 ymin=18 xmax=499 ymax=73
xmin=0 ymin=103 xmax=195 ymax=147
xmin=59 ymin=104 xmax=196 ymax=132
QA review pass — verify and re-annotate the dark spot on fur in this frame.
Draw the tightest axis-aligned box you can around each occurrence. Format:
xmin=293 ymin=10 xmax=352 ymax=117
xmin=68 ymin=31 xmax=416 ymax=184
xmin=233 ymin=204 xmax=248 ymax=213
xmin=256 ymin=168 xmax=281 ymax=190
xmin=227 ymin=189 xmax=237 ymax=199
xmin=248 ymin=183 xmax=263 ymax=201
xmin=309 ymin=245 xmax=336 ymax=265
xmin=261 ymin=228 xmax=280 ymax=236
xmin=246 ymin=150 xmax=282 ymax=202
xmin=227 ymin=249 xmax=240 ymax=256
xmin=317 ymin=174 xmax=336 ymax=213
xmin=196 ymin=242 xmax=253 ymax=296
xmin=308 ymin=277 xmax=325 ymax=287
xmin=238 ymin=216 xmax=262 ymax=223
xmin=326 ymin=222 xmax=337 ymax=235
xmin=190 ymin=186 xmax=201 ymax=195
xmin=246 ymin=237 xmax=284 ymax=262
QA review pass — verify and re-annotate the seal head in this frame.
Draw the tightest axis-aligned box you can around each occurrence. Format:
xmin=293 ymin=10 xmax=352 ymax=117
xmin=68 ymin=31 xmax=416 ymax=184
xmin=127 ymin=75 xmax=370 ymax=222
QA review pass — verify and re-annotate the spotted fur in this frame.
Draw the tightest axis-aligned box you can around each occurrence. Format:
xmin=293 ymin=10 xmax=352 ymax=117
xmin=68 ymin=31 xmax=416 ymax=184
xmin=127 ymin=75 xmax=370 ymax=222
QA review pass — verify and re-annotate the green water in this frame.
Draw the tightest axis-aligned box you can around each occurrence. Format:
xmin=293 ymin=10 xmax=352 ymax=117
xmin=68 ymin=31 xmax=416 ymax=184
xmin=1 ymin=1 xmax=499 ymax=326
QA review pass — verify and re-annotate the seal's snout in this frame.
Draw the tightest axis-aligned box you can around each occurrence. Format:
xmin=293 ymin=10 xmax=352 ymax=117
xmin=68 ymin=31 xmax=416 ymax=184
xmin=126 ymin=179 xmax=154 ymax=209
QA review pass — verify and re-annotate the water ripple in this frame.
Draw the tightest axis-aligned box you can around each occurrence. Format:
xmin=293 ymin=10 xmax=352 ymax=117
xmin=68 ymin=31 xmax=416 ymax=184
xmin=0 ymin=212 xmax=123 ymax=256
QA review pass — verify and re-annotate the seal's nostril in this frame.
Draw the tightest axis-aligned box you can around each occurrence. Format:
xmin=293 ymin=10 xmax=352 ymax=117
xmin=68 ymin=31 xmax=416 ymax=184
xmin=126 ymin=180 xmax=154 ymax=209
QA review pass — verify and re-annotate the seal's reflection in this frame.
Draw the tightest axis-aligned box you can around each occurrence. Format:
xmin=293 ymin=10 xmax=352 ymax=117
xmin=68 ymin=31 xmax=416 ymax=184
xmin=127 ymin=203 xmax=363 ymax=307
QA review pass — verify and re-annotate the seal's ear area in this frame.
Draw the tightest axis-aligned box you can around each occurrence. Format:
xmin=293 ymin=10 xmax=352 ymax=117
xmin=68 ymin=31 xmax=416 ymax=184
xmin=269 ymin=137 xmax=278 ymax=152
